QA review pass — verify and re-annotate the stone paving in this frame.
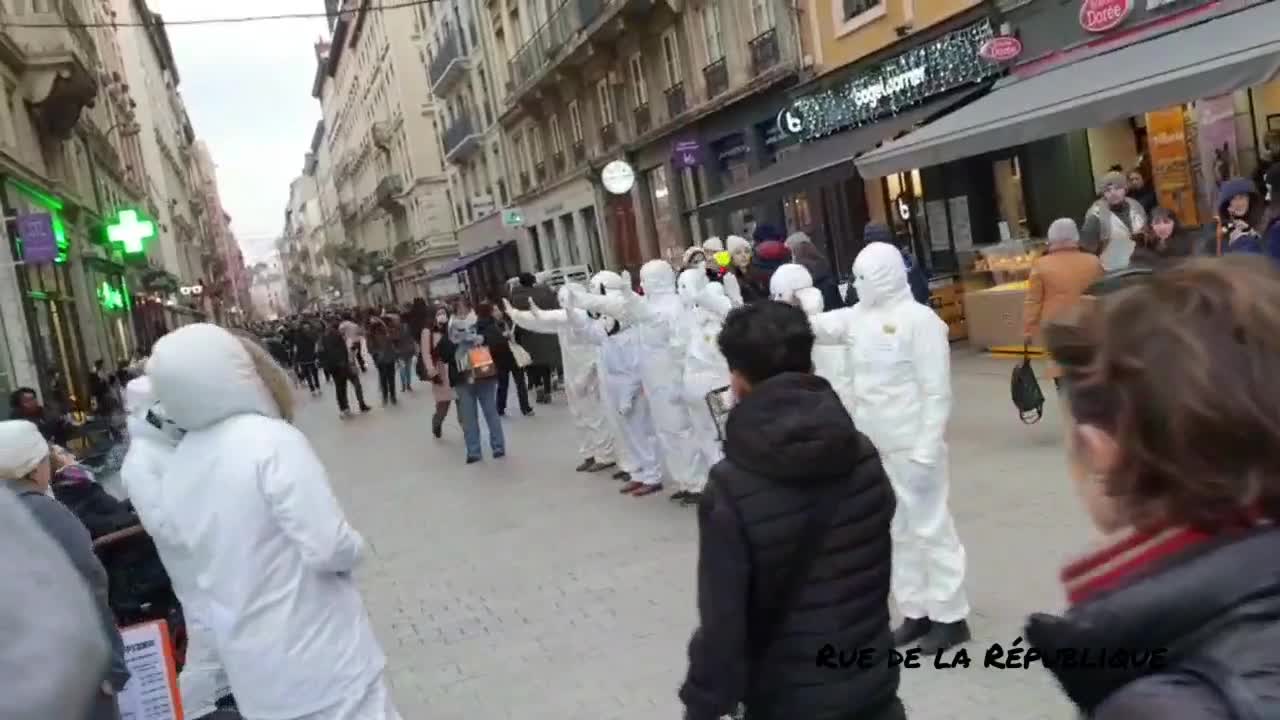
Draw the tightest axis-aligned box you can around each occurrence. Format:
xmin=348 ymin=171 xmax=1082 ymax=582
xmin=296 ymin=351 xmax=1088 ymax=719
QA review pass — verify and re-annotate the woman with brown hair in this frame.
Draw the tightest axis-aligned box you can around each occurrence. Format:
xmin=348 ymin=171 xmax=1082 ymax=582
xmin=1026 ymin=257 xmax=1280 ymax=718
xmin=421 ymin=305 xmax=456 ymax=439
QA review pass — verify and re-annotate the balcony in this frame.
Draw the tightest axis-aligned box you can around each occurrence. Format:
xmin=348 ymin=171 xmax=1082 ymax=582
xmin=633 ymin=103 xmax=651 ymax=135
xmin=703 ymin=58 xmax=728 ymax=100
xmin=749 ymin=28 xmax=781 ymax=77
xmin=7 ymin=0 xmax=99 ymax=140
xmin=443 ymin=110 xmax=482 ymax=164
xmin=600 ymin=122 xmax=617 ymax=149
xmin=571 ymin=140 xmax=586 ymax=165
xmin=371 ymin=121 xmax=392 ymax=150
xmin=664 ymin=83 xmax=687 ymax=119
xmin=429 ymin=28 xmax=469 ymax=96
xmin=535 ymin=160 xmax=547 ymax=183
xmin=376 ymin=174 xmax=405 ymax=210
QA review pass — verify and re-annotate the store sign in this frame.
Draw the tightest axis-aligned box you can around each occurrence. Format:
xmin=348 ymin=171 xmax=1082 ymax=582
xmin=787 ymin=21 xmax=998 ymax=142
xmin=106 ymin=208 xmax=157 ymax=259
xmin=97 ymin=281 xmax=127 ymax=312
xmin=896 ymin=196 xmax=913 ymax=221
xmin=16 ymin=212 xmax=57 ymax=265
xmin=601 ymin=160 xmax=636 ymax=195
xmin=978 ymin=36 xmax=1023 ymax=63
xmin=501 ymin=208 xmax=524 ymax=227
xmin=1080 ymin=0 xmax=1134 ymax=33
xmin=672 ymin=140 xmax=702 ymax=169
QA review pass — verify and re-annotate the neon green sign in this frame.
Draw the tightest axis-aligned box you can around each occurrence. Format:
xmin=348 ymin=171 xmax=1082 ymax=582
xmin=97 ymin=280 xmax=127 ymax=312
xmin=106 ymin=209 xmax=156 ymax=257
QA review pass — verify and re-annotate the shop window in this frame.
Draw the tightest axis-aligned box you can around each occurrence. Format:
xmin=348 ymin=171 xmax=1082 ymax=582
xmin=783 ymin=192 xmax=812 ymax=235
xmin=992 ymin=157 xmax=1029 ymax=241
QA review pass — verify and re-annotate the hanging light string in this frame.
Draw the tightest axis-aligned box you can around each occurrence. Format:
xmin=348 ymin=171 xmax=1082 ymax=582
xmin=0 ymin=0 xmax=439 ymax=28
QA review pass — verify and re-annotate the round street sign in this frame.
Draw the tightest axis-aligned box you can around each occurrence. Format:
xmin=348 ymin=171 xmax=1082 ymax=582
xmin=777 ymin=106 xmax=804 ymax=137
xmin=601 ymin=160 xmax=636 ymax=195
xmin=978 ymin=36 xmax=1023 ymax=63
xmin=1079 ymin=0 xmax=1133 ymax=33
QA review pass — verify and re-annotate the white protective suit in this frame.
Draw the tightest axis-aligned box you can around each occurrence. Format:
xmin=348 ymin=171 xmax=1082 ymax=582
xmin=569 ymin=261 xmax=701 ymax=493
xmin=146 ymin=324 xmax=397 ymax=720
xmin=554 ymin=272 xmax=663 ymax=487
xmin=505 ymin=284 xmax=615 ymax=467
xmin=121 ymin=378 xmax=231 ymax=719
xmin=769 ymin=263 xmax=857 ymax=414
xmin=809 ymin=242 xmax=969 ymax=624
xmin=677 ymin=268 xmax=729 ymax=492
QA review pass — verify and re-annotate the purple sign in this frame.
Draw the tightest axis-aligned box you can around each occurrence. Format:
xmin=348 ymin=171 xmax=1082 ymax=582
xmin=672 ymin=139 xmax=702 ymax=169
xmin=17 ymin=213 xmax=57 ymax=265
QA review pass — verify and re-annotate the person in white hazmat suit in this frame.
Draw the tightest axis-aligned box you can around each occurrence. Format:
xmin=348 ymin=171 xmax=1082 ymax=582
xmin=809 ymin=242 xmax=971 ymax=653
xmin=120 ymin=377 xmax=232 ymax=720
xmin=769 ymin=263 xmax=857 ymax=414
xmin=567 ymin=261 xmax=701 ymax=499
xmin=503 ymin=284 xmax=616 ymax=473
xmin=145 ymin=324 xmax=399 ymax=720
xmin=538 ymin=271 xmax=665 ymax=491
xmin=672 ymin=268 xmax=731 ymax=506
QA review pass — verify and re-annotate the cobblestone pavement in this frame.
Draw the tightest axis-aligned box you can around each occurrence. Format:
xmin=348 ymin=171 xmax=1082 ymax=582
xmin=295 ymin=351 xmax=1087 ymax=720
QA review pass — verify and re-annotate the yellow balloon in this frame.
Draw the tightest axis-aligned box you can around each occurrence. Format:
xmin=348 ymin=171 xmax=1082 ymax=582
xmin=714 ymin=250 xmax=731 ymax=267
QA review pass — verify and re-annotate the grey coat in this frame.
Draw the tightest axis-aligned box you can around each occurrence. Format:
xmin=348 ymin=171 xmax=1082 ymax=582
xmin=9 ymin=483 xmax=129 ymax=720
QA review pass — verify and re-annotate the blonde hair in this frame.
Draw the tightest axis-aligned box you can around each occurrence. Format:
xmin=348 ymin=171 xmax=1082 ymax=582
xmin=233 ymin=334 xmax=296 ymax=423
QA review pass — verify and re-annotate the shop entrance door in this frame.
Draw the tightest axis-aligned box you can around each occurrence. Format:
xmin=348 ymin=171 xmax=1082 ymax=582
xmin=607 ymin=194 xmax=641 ymax=276
xmin=29 ymin=295 xmax=83 ymax=412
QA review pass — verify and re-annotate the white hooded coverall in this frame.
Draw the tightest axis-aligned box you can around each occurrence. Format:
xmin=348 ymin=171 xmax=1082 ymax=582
xmin=146 ymin=324 xmax=398 ymax=720
xmin=769 ymin=263 xmax=857 ymax=414
xmin=809 ymin=243 xmax=969 ymax=624
xmin=121 ymin=378 xmax=231 ymax=719
xmin=571 ymin=261 xmax=701 ymax=493
xmin=506 ymin=285 xmax=615 ymax=466
xmin=676 ymin=268 xmax=730 ymax=492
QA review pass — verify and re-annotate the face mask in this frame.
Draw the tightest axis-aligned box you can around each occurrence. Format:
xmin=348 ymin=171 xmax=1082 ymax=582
xmin=435 ymin=314 xmax=447 ymax=324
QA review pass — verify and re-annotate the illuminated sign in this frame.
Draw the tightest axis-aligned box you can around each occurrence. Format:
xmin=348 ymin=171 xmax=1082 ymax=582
xmin=97 ymin=280 xmax=128 ymax=312
xmin=106 ymin=209 xmax=157 ymax=258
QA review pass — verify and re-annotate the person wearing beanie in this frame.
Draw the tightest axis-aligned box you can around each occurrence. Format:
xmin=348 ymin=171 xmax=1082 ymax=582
xmin=725 ymin=234 xmax=768 ymax=303
xmin=751 ymin=222 xmax=783 ymax=245
xmin=1080 ymin=170 xmax=1146 ymax=270
xmin=785 ymin=232 xmax=844 ymax=312
xmin=749 ymin=239 xmax=791 ymax=297
xmin=0 ymin=420 xmax=131 ymax=720
xmin=1023 ymin=218 xmax=1103 ymax=388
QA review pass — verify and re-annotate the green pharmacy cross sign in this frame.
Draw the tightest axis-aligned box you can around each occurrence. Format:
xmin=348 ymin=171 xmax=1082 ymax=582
xmin=96 ymin=280 xmax=128 ymax=312
xmin=106 ymin=209 xmax=157 ymax=258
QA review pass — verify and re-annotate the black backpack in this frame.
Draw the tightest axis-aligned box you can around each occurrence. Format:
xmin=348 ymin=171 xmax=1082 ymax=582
xmin=1011 ymin=344 xmax=1044 ymax=424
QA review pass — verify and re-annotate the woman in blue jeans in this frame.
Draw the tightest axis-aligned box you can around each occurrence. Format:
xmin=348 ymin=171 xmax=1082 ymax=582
xmin=435 ymin=297 xmax=506 ymax=464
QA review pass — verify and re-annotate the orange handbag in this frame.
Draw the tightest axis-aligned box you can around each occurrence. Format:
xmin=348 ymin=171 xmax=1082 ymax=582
xmin=468 ymin=346 xmax=496 ymax=380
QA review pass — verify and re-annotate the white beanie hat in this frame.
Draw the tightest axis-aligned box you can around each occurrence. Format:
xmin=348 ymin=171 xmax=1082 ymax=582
xmin=726 ymin=235 xmax=750 ymax=254
xmin=1047 ymin=218 xmax=1080 ymax=247
xmin=702 ymin=236 xmax=724 ymax=253
xmin=0 ymin=421 xmax=49 ymax=480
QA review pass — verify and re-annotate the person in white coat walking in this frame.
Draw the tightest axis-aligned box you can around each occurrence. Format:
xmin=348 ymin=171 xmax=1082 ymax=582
xmin=121 ymin=377 xmax=233 ymax=719
xmin=809 ymin=242 xmax=971 ymax=653
xmin=770 ymin=263 xmax=856 ymax=414
xmin=145 ymin=323 xmax=398 ymax=720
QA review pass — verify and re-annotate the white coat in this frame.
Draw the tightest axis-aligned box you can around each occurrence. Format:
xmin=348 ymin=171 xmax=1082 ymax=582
xmin=677 ymin=269 xmax=728 ymax=492
xmin=809 ymin=243 xmax=969 ymax=623
xmin=121 ymin=378 xmax=230 ymax=719
xmin=769 ymin=263 xmax=856 ymax=414
xmin=145 ymin=324 xmax=392 ymax=720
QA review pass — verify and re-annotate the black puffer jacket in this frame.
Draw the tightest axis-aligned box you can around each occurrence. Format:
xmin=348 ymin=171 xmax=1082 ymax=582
xmin=680 ymin=372 xmax=900 ymax=720
xmin=1026 ymin=527 xmax=1280 ymax=719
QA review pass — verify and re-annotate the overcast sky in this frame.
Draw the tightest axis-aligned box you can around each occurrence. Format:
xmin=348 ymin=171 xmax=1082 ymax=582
xmin=150 ymin=0 xmax=329 ymax=263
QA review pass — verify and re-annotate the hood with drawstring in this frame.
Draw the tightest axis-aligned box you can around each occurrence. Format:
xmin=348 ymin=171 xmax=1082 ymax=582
xmin=852 ymin=242 xmax=912 ymax=308
xmin=1218 ymin=177 xmax=1262 ymax=223
xmin=640 ymin=259 xmax=677 ymax=296
xmin=769 ymin=263 xmax=814 ymax=303
xmin=123 ymin=377 xmax=182 ymax=448
xmin=678 ymin=267 xmax=710 ymax=309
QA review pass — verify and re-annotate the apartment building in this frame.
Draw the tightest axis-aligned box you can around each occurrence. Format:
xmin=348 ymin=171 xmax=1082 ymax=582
xmin=0 ymin=0 xmax=234 ymax=413
xmin=190 ymin=139 xmax=250 ymax=323
xmin=280 ymin=153 xmax=343 ymax=310
xmin=482 ymin=0 xmax=806 ymax=273
xmin=313 ymin=0 xmax=457 ymax=305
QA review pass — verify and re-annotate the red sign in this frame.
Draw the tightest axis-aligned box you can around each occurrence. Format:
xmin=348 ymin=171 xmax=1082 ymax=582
xmin=1079 ymin=0 xmax=1133 ymax=33
xmin=978 ymin=36 xmax=1023 ymax=63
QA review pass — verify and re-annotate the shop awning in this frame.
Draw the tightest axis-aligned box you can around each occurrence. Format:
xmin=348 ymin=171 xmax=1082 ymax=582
xmin=426 ymin=241 xmax=513 ymax=280
xmin=856 ymin=1 xmax=1280 ymax=179
xmin=697 ymin=86 xmax=990 ymax=214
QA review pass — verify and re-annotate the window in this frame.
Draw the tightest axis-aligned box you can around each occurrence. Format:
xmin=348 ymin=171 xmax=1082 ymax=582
xmin=751 ymin=0 xmax=776 ymax=33
xmin=628 ymin=54 xmax=648 ymax=107
xmin=842 ymin=0 xmax=878 ymax=19
xmin=595 ymin=79 xmax=615 ymax=126
xmin=568 ymin=100 xmax=584 ymax=143
xmin=701 ymin=0 xmax=724 ymax=63
xmin=528 ymin=126 xmax=542 ymax=162
xmin=549 ymin=114 xmax=564 ymax=154
xmin=661 ymin=30 xmax=682 ymax=89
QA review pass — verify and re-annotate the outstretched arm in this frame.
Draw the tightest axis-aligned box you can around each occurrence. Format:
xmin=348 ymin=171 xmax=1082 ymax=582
xmin=809 ymin=307 xmax=855 ymax=345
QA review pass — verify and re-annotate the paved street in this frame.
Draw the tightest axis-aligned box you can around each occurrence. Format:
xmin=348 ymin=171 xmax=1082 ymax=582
xmin=297 ymin=351 xmax=1088 ymax=720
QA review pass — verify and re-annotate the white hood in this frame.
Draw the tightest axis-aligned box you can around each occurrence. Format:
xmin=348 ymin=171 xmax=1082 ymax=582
xmin=123 ymin=377 xmax=181 ymax=447
xmin=639 ymin=259 xmax=676 ymax=297
xmin=852 ymin=242 xmax=911 ymax=308
xmin=769 ymin=263 xmax=814 ymax=302
xmin=590 ymin=270 xmax=626 ymax=297
xmin=677 ymin=268 xmax=709 ymax=308
xmin=147 ymin=324 xmax=282 ymax=432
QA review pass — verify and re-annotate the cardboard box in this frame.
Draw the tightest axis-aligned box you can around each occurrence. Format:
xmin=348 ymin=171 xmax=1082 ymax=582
xmin=965 ymin=285 xmax=1030 ymax=350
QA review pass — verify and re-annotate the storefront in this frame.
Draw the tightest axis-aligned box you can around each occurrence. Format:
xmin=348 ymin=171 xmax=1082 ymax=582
xmin=514 ymin=178 xmax=608 ymax=274
xmin=692 ymin=9 xmax=1001 ymax=279
xmin=857 ymin=0 xmax=1280 ymax=349
xmin=422 ymin=240 xmax=521 ymax=304
xmin=82 ymin=256 xmax=135 ymax=368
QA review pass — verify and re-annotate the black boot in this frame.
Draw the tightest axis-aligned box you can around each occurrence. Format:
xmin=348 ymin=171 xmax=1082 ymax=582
xmin=575 ymin=458 xmax=595 ymax=472
xmin=680 ymin=492 xmax=703 ymax=506
xmin=670 ymin=490 xmax=690 ymax=502
xmin=891 ymin=617 xmax=932 ymax=648
xmin=917 ymin=620 xmax=971 ymax=654
xmin=612 ymin=470 xmax=631 ymax=481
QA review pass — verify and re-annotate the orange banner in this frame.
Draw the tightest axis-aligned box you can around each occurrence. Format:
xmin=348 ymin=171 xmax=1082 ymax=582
xmin=1146 ymin=107 xmax=1199 ymax=225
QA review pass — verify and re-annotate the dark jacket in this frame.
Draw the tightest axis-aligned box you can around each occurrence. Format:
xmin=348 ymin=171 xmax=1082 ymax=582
xmin=750 ymin=240 xmax=791 ymax=297
xmin=509 ymin=283 xmax=562 ymax=367
xmin=680 ymin=372 xmax=899 ymax=720
xmin=292 ymin=329 xmax=318 ymax=363
xmin=1026 ymin=527 xmax=1280 ymax=719
xmin=476 ymin=317 xmax=516 ymax=371
xmin=1216 ymin=177 xmax=1265 ymax=256
xmin=319 ymin=328 xmax=351 ymax=371
xmin=367 ymin=325 xmax=397 ymax=366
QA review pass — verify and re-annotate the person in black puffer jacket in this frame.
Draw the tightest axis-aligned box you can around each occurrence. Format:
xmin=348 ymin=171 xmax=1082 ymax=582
xmin=680 ymin=301 xmax=902 ymax=720
xmin=1027 ymin=258 xmax=1280 ymax=719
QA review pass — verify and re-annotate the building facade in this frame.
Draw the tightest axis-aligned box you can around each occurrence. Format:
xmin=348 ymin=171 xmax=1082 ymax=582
xmin=313 ymin=0 xmax=457 ymax=306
